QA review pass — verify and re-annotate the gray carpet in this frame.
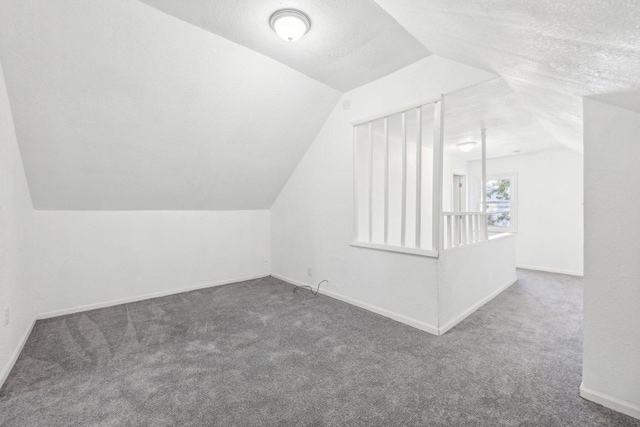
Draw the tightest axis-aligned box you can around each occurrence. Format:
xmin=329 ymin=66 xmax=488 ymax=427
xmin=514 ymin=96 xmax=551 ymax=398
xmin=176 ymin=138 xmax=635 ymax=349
xmin=1 ymin=270 xmax=638 ymax=426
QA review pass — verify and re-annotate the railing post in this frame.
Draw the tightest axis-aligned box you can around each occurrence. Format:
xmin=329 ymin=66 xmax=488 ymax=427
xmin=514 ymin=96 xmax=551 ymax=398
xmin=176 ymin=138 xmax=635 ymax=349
xmin=481 ymin=129 xmax=488 ymax=241
xmin=384 ymin=117 xmax=389 ymax=244
xmin=368 ymin=122 xmax=374 ymax=242
xmin=415 ymin=107 xmax=422 ymax=249
xmin=401 ymin=112 xmax=407 ymax=246
xmin=433 ymin=97 xmax=445 ymax=252
xmin=353 ymin=126 xmax=359 ymax=242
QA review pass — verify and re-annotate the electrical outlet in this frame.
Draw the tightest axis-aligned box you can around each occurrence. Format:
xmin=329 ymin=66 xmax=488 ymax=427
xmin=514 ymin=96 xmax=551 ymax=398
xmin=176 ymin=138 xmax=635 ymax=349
xmin=3 ymin=307 xmax=9 ymax=327
xmin=307 ymin=266 xmax=312 ymax=276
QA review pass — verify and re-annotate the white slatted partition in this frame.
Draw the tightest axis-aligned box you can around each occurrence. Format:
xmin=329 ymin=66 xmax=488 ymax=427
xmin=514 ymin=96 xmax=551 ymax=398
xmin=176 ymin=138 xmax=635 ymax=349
xmin=353 ymin=94 xmax=495 ymax=256
xmin=353 ymin=102 xmax=440 ymax=257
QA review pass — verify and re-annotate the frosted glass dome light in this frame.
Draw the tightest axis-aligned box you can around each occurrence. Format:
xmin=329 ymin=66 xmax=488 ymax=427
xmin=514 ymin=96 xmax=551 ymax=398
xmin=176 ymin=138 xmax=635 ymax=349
xmin=457 ymin=141 xmax=478 ymax=152
xmin=270 ymin=10 xmax=311 ymax=42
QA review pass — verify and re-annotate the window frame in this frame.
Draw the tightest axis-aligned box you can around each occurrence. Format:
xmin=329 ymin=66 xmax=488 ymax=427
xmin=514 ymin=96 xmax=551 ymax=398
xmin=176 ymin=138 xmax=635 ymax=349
xmin=485 ymin=173 xmax=518 ymax=233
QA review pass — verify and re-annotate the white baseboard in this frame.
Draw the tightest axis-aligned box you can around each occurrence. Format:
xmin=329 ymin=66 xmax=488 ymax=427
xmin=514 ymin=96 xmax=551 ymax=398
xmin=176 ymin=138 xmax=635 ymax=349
xmin=580 ymin=383 xmax=640 ymax=420
xmin=517 ymin=264 xmax=583 ymax=277
xmin=0 ymin=316 xmax=37 ymax=390
xmin=271 ymin=273 xmax=439 ymax=335
xmin=438 ymin=277 xmax=518 ymax=335
xmin=37 ymin=273 xmax=270 ymax=320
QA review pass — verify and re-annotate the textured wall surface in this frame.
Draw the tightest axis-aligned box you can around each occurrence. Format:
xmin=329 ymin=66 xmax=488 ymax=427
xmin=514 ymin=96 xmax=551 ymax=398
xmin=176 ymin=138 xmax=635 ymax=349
xmin=0 ymin=0 xmax=340 ymax=210
xmin=0 ymin=61 xmax=35 ymax=386
xmin=34 ymin=210 xmax=271 ymax=316
xmin=582 ymin=97 xmax=640 ymax=419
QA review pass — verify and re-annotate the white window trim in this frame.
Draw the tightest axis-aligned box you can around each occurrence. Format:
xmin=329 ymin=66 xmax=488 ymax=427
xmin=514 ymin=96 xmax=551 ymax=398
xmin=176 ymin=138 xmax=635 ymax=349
xmin=486 ymin=173 xmax=518 ymax=233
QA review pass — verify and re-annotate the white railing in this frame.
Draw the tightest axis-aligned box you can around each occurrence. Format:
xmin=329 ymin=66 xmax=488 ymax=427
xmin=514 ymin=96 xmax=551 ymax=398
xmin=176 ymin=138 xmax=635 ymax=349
xmin=443 ymin=212 xmax=488 ymax=250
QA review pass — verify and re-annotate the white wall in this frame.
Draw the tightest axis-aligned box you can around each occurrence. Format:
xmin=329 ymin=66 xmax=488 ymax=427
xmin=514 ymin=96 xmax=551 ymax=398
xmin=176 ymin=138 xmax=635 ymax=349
xmin=35 ymin=210 xmax=270 ymax=316
xmin=438 ymin=234 xmax=517 ymax=333
xmin=468 ymin=149 xmax=584 ymax=275
xmin=271 ymin=55 xmax=496 ymax=332
xmin=0 ymin=61 xmax=35 ymax=386
xmin=581 ymin=98 xmax=640 ymax=419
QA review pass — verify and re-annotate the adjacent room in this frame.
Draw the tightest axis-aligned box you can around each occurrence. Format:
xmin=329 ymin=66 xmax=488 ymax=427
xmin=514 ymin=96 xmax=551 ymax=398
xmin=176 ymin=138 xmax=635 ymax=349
xmin=0 ymin=0 xmax=638 ymax=425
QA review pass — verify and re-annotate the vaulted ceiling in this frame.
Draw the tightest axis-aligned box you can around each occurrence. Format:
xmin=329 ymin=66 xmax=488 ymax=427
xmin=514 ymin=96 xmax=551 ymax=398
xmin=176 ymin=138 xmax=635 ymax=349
xmin=443 ymin=78 xmax=564 ymax=161
xmin=0 ymin=0 xmax=343 ymax=210
xmin=373 ymin=0 xmax=640 ymax=152
xmin=1 ymin=0 xmax=638 ymax=210
xmin=140 ymin=0 xmax=429 ymax=91
xmin=0 ymin=0 xmax=431 ymax=210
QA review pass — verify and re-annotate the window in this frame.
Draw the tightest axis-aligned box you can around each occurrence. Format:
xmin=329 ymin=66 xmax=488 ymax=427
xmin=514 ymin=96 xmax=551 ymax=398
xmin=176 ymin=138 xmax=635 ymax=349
xmin=485 ymin=174 xmax=517 ymax=233
xmin=352 ymin=102 xmax=437 ymax=256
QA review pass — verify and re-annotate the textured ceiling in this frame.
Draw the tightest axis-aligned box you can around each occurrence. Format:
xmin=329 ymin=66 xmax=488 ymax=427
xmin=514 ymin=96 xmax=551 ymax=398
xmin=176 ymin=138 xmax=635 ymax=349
xmin=3 ymin=0 xmax=637 ymax=211
xmin=442 ymin=78 xmax=563 ymax=161
xmin=140 ymin=0 xmax=430 ymax=91
xmin=369 ymin=76 xmax=556 ymax=161
xmin=0 ymin=0 xmax=341 ymax=210
xmin=373 ymin=0 xmax=640 ymax=152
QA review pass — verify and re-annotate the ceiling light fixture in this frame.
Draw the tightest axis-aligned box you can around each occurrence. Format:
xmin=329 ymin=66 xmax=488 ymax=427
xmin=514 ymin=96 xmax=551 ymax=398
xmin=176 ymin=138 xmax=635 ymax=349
xmin=269 ymin=9 xmax=311 ymax=42
xmin=456 ymin=141 xmax=478 ymax=152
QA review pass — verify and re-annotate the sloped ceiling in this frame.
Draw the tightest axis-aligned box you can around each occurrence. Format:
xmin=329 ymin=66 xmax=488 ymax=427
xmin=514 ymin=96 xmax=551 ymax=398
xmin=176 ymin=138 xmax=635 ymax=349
xmin=3 ymin=0 xmax=636 ymax=210
xmin=0 ymin=0 xmax=341 ymax=210
xmin=140 ymin=0 xmax=430 ymax=92
xmin=374 ymin=0 xmax=640 ymax=152
xmin=443 ymin=78 xmax=563 ymax=160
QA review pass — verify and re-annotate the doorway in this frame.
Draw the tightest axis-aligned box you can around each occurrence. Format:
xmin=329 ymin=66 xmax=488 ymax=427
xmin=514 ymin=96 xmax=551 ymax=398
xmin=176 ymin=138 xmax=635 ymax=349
xmin=453 ymin=173 xmax=466 ymax=212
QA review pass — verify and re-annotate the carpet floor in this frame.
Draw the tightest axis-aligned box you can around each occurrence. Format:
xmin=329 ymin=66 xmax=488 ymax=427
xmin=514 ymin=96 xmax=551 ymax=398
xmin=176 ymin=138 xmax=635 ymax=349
xmin=1 ymin=269 xmax=638 ymax=426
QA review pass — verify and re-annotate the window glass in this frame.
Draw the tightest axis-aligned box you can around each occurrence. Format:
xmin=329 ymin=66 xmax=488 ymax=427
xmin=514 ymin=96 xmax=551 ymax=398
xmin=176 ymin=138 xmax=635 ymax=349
xmin=485 ymin=175 xmax=517 ymax=231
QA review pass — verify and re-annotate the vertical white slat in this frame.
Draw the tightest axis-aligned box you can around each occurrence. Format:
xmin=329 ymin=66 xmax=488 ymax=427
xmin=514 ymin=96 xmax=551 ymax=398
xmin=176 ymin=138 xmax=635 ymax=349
xmin=400 ymin=112 xmax=407 ymax=247
xmin=481 ymin=129 xmax=488 ymax=241
xmin=447 ymin=215 xmax=453 ymax=249
xmin=464 ymin=215 xmax=469 ymax=244
xmin=451 ymin=215 xmax=455 ymax=247
xmin=368 ymin=121 xmax=373 ymax=242
xmin=461 ymin=215 xmax=467 ymax=245
xmin=415 ymin=107 xmax=422 ymax=249
xmin=383 ymin=117 xmax=389 ymax=244
xmin=433 ymin=98 xmax=445 ymax=252
xmin=452 ymin=215 xmax=457 ymax=247
xmin=464 ymin=215 xmax=468 ymax=244
xmin=353 ymin=126 xmax=358 ymax=242
xmin=473 ymin=214 xmax=479 ymax=243
xmin=443 ymin=215 xmax=447 ymax=249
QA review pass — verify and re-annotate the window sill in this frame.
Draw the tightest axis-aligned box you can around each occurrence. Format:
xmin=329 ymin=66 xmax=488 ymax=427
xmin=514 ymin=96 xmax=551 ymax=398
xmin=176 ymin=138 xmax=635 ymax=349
xmin=488 ymin=227 xmax=517 ymax=234
xmin=351 ymin=241 xmax=439 ymax=258
xmin=488 ymin=232 xmax=514 ymax=241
